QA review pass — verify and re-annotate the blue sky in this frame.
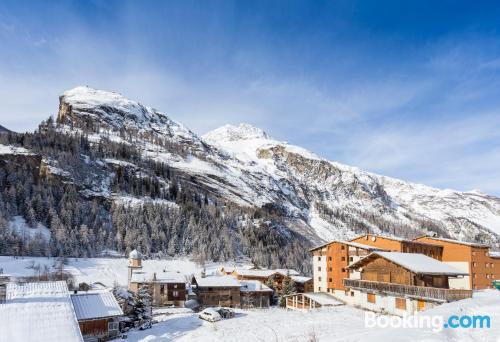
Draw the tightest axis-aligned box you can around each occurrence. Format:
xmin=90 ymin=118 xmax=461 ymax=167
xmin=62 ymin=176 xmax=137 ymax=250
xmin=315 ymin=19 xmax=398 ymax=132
xmin=1 ymin=1 xmax=500 ymax=195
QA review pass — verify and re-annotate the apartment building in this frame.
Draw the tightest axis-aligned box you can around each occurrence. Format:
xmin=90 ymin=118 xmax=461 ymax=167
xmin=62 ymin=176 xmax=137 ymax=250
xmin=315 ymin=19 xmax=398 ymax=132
xmin=350 ymin=234 xmax=443 ymax=260
xmin=310 ymin=240 xmax=387 ymax=293
xmin=414 ymin=236 xmax=500 ymax=289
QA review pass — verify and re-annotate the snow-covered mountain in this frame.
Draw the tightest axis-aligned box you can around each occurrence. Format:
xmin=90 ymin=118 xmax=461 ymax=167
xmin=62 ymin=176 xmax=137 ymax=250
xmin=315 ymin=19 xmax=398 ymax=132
xmin=4 ymin=86 xmax=500 ymax=251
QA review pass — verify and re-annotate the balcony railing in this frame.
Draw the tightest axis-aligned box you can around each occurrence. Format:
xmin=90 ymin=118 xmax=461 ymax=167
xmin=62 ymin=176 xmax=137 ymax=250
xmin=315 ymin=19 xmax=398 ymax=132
xmin=343 ymin=279 xmax=472 ymax=302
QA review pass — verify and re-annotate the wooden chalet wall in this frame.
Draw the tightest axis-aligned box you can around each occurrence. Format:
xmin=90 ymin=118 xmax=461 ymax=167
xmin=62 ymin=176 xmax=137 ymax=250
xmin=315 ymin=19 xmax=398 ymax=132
xmin=360 ymin=257 xmax=449 ymax=289
xmin=196 ymin=287 xmax=241 ymax=308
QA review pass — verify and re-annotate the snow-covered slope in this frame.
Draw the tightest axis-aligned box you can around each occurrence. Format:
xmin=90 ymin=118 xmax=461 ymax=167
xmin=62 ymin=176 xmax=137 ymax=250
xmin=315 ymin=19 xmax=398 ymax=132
xmin=23 ymin=87 xmax=500 ymax=246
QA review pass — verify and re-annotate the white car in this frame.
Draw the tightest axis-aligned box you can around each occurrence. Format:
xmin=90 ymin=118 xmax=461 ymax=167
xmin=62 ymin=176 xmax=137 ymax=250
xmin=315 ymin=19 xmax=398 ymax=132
xmin=198 ymin=308 xmax=222 ymax=322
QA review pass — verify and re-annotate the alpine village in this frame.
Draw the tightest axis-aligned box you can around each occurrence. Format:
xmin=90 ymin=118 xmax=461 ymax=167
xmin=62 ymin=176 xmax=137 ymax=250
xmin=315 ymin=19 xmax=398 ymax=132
xmin=1 ymin=87 xmax=499 ymax=342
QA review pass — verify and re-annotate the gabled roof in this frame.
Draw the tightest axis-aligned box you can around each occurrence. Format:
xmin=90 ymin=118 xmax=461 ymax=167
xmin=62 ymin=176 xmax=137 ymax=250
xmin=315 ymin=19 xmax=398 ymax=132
xmin=348 ymin=252 xmax=468 ymax=276
xmin=290 ymin=275 xmax=312 ymax=284
xmin=195 ymin=276 xmax=241 ymax=287
xmin=414 ymin=236 xmax=489 ymax=248
xmin=233 ymin=269 xmax=278 ymax=278
xmin=131 ymin=270 xmax=185 ymax=283
xmin=0 ymin=281 xmax=83 ymax=342
xmin=240 ymin=280 xmax=273 ymax=292
xmin=274 ymin=269 xmax=300 ymax=276
xmin=71 ymin=291 xmax=123 ymax=320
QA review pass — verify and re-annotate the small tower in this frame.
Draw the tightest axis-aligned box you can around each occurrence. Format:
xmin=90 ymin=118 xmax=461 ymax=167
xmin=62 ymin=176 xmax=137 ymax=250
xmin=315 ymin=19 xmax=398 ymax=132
xmin=128 ymin=249 xmax=143 ymax=290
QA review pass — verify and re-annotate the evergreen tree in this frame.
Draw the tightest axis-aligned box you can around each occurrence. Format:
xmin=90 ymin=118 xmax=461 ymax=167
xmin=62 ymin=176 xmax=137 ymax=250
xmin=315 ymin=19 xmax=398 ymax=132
xmin=132 ymin=285 xmax=152 ymax=321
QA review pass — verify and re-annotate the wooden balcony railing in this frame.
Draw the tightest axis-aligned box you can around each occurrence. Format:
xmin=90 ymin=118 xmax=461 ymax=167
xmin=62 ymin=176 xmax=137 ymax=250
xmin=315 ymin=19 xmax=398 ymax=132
xmin=343 ymin=279 xmax=472 ymax=302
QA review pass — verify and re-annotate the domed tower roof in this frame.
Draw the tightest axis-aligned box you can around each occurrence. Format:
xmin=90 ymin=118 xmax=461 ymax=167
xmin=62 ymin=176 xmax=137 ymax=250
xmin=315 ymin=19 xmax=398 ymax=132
xmin=129 ymin=249 xmax=142 ymax=260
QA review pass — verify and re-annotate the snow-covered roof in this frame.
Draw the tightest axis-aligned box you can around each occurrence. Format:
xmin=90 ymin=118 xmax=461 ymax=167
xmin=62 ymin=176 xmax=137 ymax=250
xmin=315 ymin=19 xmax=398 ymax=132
xmin=0 ymin=281 xmax=83 ymax=342
xmin=489 ymin=251 xmax=500 ymax=259
xmin=290 ymin=275 xmax=312 ymax=284
xmin=240 ymin=280 xmax=273 ymax=292
xmin=310 ymin=240 xmax=389 ymax=252
xmin=129 ymin=249 xmax=142 ymax=260
xmin=233 ymin=268 xmax=300 ymax=278
xmin=131 ymin=270 xmax=185 ymax=283
xmin=0 ymin=144 xmax=34 ymax=156
xmin=195 ymin=276 xmax=241 ymax=287
xmin=275 ymin=269 xmax=300 ymax=276
xmin=415 ymin=236 xmax=490 ymax=248
xmin=233 ymin=269 xmax=278 ymax=278
xmin=71 ymin=291 xmax=123 ymax=320
xmin=304 ymin=292 xmax=344 ymax=306
xmin=349 ymin=252 xmax=468 ymax=276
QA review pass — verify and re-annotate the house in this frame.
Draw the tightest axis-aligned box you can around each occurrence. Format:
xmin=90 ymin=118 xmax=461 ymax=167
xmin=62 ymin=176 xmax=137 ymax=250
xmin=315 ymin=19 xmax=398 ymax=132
xmin=290 ymin=276 xmax=313 ymax=293
xmin=285 ymin=292 xmax=343 ymax=310
xmin=71 ymin=291 xmax=123 ymax=341
xmin=341 ymin=252 xmax=471 ymax=315
xmin=231 ymin=268 xmax=302 ymax=295
xmin=414 ymin=236 xmax=500 ymax=290
xmin=0 ymin=281 xmax=83 ymax=342
xmin=192 ymin=275 xmax=241 ymax=308
xmin=127 ymin=250 xmax=187 ymax=306
xmin=240 ymin=280 xmax=273 ymax=308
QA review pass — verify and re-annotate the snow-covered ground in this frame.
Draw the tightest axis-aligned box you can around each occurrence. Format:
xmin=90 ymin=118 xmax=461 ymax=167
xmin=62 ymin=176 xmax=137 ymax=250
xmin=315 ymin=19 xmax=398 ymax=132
xmin=1 ymin=256 xmax=498 ymax=341
xmin=0 ymin=256 xmax=237 ymax=287
xmin=119 ymin=291 xmax=500 ymax=342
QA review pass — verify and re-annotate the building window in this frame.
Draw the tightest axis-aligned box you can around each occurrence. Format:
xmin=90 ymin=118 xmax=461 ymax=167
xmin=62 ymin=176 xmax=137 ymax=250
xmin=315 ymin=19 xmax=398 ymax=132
xmin=349 ymin=257 xmax=353 ymax=262
xmin=174 ymin=284 xmax=178 ymax=289
xmin=318 ymin=266 xmax=321 ymax=271
xmin=341 ymin=257 xmax=346 ymax=261
xmin=318 ymin=256 xmax=321 ymax=261
xmin=318 ymin=287 xmax=321 ymax=291
xmin=318 ymin=277 xmax=322 ymax=282
xmin=341 ymin=245 xmax=345 ymax=250
xmin=367 ymin=293 xmax=376 ymax=303
xmin=160 ymin=285 xmax=165 ymax=295
xmin=328 ymin=256 xmax=332 ymax=261
xmin=108 ymin=322 xmax=119 ymax=331
xmin=329 ymin=267 xmax=333 ymax=272
xmin=341 ymin=268 xmax=346 ymax=273
xmin=329 ymin=278 xmax=333 ymax=283
xmin=395 ymin=297 xmax=406 ymax=310
xmin=173 ymin=290 xmax=179 ymax=297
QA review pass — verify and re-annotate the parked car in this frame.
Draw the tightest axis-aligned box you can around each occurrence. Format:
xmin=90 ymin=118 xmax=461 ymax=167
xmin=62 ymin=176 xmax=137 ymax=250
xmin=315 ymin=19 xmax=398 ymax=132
xmin=198 ymin=308 xmax=222 ymax=322
xmin=216 ymin=307 xmax=235 ymax=319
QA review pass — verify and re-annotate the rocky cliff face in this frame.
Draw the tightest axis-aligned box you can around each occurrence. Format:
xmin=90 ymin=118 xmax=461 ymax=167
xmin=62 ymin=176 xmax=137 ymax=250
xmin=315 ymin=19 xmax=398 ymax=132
xmin=6 ymin=86 xmax=500 ymax=249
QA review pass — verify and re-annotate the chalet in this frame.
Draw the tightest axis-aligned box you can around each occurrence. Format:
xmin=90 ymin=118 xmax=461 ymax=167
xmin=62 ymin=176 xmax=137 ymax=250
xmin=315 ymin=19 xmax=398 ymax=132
xmin=192 ymin=275 xmax=241 ymax=308
xmin=240 ymin=280 xmax=273 ymax=308
xmin=0 ymin=281 xmax=83 ymax=342
xmin=342 ymin=252 xmax=471 ymax=315
xmin=414 ymin=236 xmax=500 ymax=290
xmin=127 ymin=250 xmax=187 ymax=307
xmin=230 ymin=268 xmax=301 ymax=295
xmin=71 ymin=291 xmax=123 ymax=341
xmin=290 ymin=276 xmax=313 ymax=293
xmin=285 ymin=292 xmax=343 ymax=310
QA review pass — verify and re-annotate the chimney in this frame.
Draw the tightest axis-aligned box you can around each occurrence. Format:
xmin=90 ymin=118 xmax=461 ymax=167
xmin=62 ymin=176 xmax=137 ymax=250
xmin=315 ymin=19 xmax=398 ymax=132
xmin=73 ymin=289 xmax=78 ymax=294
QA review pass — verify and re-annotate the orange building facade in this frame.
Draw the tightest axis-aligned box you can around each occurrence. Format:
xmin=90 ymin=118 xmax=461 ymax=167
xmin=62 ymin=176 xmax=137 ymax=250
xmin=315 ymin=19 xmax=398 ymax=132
xmin=414 ymin=236 xmax=499 ymax=290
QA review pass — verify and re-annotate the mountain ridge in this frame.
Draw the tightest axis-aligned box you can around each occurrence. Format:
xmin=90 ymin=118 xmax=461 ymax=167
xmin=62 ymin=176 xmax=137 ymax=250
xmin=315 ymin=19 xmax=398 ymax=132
xmin=0 ymin=86 xmax=498 ymax=268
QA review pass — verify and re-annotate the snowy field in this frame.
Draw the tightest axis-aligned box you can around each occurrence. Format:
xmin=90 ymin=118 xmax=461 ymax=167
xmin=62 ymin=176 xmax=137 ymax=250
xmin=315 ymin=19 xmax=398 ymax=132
xmin=120 ymin=291 xmax=500 ymax=342
xmin=1 ymin=256 xmax=498 ymax=342
xmin=0 ymin=255 xmax=234 ymax=287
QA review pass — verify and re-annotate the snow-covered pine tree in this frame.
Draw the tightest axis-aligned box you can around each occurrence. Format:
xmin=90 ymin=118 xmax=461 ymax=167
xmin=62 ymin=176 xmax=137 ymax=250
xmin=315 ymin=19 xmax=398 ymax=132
xmin=279 ymin=276 xmax=296 ymax=307
xmin=132 ymin=285 xmax=152 ymax=321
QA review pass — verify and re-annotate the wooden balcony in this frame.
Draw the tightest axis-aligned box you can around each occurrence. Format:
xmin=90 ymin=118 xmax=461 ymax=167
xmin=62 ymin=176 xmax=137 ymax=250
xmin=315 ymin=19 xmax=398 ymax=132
xmin=343 ymin=278 xmax=472 ymax=302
